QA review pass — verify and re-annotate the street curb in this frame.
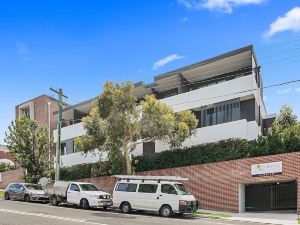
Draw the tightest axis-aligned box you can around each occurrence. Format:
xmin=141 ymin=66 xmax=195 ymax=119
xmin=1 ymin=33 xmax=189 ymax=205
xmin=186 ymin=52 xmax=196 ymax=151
xmin=194 ymin=215 xmax=287 ymax=225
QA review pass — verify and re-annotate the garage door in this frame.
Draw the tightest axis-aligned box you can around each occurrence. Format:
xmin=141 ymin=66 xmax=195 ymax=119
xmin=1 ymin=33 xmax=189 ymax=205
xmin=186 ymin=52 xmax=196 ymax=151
xmin=245 ymin=180 xmax=297 ymax=211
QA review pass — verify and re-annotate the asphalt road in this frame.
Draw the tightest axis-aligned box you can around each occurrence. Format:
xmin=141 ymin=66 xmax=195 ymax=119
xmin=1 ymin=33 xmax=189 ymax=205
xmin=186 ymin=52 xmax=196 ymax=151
xmin=0 ymin=199 xmax=266 ymax=225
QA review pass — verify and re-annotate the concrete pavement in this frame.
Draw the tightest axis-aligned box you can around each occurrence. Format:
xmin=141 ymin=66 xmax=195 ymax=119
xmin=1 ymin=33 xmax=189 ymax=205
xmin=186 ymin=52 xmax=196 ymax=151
xmin=0 ymin=199 xmax=267 ymax=225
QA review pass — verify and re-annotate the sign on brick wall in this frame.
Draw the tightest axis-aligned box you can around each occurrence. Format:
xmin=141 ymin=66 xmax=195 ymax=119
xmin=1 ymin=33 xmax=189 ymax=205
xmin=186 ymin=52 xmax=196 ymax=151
xmin=251 ymin=161 xmax=283 ymax=177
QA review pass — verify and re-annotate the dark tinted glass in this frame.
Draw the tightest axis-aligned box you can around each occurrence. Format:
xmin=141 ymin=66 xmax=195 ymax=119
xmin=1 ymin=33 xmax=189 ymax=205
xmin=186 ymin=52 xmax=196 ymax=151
xmin=161 ymin=184 xmax=178 ymax=195
xmin=70 ymin=184 xmax=80 ymax=191
xmin=138 ymin=184 xmax=158 ymax=193
xmin=116 ymin=183 xmax=137 ymax=192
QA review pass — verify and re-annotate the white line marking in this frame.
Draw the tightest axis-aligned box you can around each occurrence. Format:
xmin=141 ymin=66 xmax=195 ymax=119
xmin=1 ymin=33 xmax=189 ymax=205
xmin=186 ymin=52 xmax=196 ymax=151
xmin=0 ymin=208 xmax=108 ymax=225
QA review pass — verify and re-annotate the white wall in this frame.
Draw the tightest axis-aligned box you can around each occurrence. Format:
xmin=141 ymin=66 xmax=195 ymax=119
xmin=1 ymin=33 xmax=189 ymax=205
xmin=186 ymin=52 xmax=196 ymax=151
xmin=132 ymin=119 xmax=261 ymax=156
xmin=59 ymin=149 xmax=106 ymax=168
xmin=160 ymin=75 xmax=256 ymax=112
xmin=54 ymin=122 xmax=85 ymax=143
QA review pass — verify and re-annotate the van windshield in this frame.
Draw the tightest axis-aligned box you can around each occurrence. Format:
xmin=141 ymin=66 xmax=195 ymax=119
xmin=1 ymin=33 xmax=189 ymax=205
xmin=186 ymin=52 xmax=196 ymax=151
xmin=79 ymin=184 xmax=100 ymax=191
xmin=25 ymin=184 xmax=43 ymax=190
xmin=174 ymin=184 xmax=191 ymax=195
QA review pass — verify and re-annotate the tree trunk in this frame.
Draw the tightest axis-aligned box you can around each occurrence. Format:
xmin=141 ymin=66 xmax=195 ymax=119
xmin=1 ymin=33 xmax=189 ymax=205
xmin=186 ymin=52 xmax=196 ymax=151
xmin=124 ymin=146 xmax=132 ymax=175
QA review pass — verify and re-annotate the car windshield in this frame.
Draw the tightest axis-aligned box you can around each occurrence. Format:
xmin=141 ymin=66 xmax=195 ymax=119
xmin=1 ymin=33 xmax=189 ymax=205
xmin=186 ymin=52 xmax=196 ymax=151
xmin=24 ymin=184 xmax=43 ymax=190
xmin=174 ymin=184 xmax=191 ymax=195
xmin=79 ymin=184 xmax=100 ymax=191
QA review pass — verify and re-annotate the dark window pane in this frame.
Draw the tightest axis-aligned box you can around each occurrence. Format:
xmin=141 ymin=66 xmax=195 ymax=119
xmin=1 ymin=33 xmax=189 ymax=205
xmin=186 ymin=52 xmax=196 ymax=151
xmin=138 ymin=184 xmax=158 ymax=193
xmin=117 ymin=183 xmax=137 ymax=192
xmin=161 ymin=184 xmax=177 ymax=195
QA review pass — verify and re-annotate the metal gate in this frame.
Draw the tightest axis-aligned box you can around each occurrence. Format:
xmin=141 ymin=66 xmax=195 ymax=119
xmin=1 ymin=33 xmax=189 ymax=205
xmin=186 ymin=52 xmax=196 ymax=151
xmin=245 ymin=181 xmax=297 ymax=211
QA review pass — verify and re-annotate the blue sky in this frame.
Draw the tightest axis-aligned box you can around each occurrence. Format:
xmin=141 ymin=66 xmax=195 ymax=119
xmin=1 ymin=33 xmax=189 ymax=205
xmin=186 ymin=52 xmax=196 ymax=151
xmin=1 ymin=0 xmax=300 ymax=144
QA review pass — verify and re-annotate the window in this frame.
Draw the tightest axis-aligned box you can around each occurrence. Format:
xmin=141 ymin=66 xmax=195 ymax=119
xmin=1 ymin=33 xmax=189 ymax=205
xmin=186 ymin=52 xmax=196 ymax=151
xmin=24 ymin=184 xmax=43 ymax=190
xmin=22 ymin=108 xmax=30 ymax=118
xmin=161 ymin=184 xmax=177 ymax=195
xmin=79 ymin=184 xmax=100 ymax=191
xmin=116 ymin=183 xmax=137 ymax=192
xmin=174 ymin=184 xmax=191 ymax=196
xmin=201 ymin=98 xmax=240 ymax=127
xmin=138 ymin=184 xmax=158 ymax=193
xmin=143 ymin=142 xmax=155 ymax=156
xmin=70 ymin=184 xmax=80 ymax=192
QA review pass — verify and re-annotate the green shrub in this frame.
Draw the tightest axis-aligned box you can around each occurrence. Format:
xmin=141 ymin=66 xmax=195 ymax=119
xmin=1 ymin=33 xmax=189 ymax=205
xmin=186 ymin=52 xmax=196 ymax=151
xmin=133 ymin=139 xmax=250 ymax=172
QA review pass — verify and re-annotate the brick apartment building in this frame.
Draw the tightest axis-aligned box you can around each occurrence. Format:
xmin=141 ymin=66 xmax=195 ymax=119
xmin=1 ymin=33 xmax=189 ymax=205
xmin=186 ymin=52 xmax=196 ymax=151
xmin=15 ymin=94 xmax=60 ymax=157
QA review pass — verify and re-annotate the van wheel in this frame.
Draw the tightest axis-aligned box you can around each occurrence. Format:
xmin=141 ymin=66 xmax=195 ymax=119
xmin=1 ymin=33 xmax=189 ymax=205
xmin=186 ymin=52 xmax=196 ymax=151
xmin=103 ymin=206 xmax=108 ymax=210
xmin=4 ymin=192 xmax=10 ymax=200
xmin=160 ymin=205 xmax=173 ymax=217
xmin=50 ymin=195 xmax=59 ymax=206
xmin=24 ymin=194 xmax=31 ymax=202
xmin=81 ymin=199 xmax=90 ymax=210
xmin=121 ymin=202 xmax=131 ymax=214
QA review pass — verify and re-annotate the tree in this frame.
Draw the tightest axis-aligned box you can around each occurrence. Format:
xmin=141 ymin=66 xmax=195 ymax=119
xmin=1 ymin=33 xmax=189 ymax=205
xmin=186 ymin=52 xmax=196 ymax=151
xmin=273 ymin=105 xmax=298 ymax=130
xmin=75 ymin=81 xmax=198 ymax=174
xmin=4 ymin=117 xmax=52 ymax=183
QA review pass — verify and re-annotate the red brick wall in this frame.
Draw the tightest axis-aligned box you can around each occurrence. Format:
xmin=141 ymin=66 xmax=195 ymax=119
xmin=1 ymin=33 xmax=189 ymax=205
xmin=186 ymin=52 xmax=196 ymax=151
xmin=78 ymin=152 xmax=300 ymax=213
xmin=0 ymin=169 xmax=24 ymax=189
xmin=0 ymin=151 xmax=15 ymax=164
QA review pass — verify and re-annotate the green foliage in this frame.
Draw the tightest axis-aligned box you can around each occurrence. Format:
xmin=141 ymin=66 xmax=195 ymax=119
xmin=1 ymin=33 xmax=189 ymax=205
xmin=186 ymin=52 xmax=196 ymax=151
xmin=133 ymin=139 xmax=250 ymax=172
xmin=59 ymin=162 xmax=110 ymax=181
xmin=134 ymin=123 xmax=300 ymax=172
xmin=274 ymin=105 xmax=298 ymax=130
xmin=0 ymin=163 xmax=15 ymax=173
xmin=76 ymin=81 xmax=198 ymax=175
xmin=5 ymin=117 xmax=52 ymax=183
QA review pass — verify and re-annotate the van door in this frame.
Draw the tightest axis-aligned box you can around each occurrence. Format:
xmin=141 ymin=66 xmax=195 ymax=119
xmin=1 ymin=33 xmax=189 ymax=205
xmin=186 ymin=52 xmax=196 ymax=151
xmin=67 ymin=183 xmax=81 ymax=205
xmin=136 ymin=183 xmax=160 ymax=211
xmin=159 ymin=184 xmax=180 ymax=212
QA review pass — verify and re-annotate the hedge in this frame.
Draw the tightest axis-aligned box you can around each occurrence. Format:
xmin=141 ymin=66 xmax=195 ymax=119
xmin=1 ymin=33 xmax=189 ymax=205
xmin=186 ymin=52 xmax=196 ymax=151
xmin=133 ymin=135 xmax=300 ymax=172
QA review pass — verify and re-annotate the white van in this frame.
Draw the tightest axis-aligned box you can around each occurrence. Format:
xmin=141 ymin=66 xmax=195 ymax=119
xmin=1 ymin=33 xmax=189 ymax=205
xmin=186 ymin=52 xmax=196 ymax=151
xmin=112 ymin=175 xmax=198 ymax=217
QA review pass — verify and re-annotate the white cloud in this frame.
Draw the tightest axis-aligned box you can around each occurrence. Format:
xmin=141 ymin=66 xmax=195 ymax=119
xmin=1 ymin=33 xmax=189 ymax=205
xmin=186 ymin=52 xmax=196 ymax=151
xmin=152 ymin=54 xmax=184 ymax=70
xmin=277 ymin=88 xmax=292 ymax=94
xmin=264 ymin=7 xmax=300 ymax=38
xmin=178 ymin=0 xmax=265 ymax=13
xmin=296 ymin=87 xmax=300 ymax=92
xmin=16 ymin=42 xmax=29 ymax=61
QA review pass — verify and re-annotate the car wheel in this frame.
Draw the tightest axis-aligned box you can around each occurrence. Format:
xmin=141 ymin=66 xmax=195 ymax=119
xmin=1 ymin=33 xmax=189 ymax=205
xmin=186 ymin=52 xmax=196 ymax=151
xmin=103 ymin=206 xmax=108 ymax=210
xmin=160 ymin=205 xmax=173 ymax=217
xmin=50 ymin=195 xmax=59 ymax=206
xmin=81 ymin=199 xmax=90 ymax=210
xmin=4 ymin=192 xmax=10 ymax=200
xmin=24 ymin=194 xmax=31 ymax=202
xmin=121 ymin=202 xmax=131 ymax=214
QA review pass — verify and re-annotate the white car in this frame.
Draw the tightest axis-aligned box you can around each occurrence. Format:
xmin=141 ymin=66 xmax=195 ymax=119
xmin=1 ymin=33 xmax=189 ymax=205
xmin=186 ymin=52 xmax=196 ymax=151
xmin=113 ymin=176 xmax=198 ymax=217
xmin=45 ymin=181 xmax=112 ymax=209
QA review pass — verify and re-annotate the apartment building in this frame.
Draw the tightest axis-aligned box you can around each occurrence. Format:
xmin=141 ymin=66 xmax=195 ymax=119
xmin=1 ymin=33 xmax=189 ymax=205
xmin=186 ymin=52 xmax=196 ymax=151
xmin=16 ymin=95 xmax=60 ymax=158
xmin=53 ymin=45 xmax=275 ymax=168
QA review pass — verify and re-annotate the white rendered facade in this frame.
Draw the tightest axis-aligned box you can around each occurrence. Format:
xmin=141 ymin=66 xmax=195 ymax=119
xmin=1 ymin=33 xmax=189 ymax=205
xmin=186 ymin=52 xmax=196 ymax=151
xmin=54 ymin=45 xmax=272 ymax=167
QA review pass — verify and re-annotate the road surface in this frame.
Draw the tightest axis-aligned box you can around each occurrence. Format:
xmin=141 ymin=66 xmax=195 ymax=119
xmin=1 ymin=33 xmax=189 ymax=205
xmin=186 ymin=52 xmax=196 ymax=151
xmin=0 ymin=199 xmax=267 ymax=225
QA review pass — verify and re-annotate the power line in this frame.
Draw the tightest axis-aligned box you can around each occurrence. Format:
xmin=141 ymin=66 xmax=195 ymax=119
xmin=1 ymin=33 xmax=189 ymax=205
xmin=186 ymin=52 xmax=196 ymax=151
xmin=170 ymin=79 xmax=300 ymax=107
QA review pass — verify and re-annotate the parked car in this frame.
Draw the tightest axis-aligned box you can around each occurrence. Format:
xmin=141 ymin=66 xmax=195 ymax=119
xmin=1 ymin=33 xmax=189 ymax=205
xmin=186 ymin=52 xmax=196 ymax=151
xmin=113 ymin=175 xmax=198 ymax=217
xmin=4 ymin=183 xmax=49 ymax=202
xmin=45 ymin=181 xmax=112 ymax=210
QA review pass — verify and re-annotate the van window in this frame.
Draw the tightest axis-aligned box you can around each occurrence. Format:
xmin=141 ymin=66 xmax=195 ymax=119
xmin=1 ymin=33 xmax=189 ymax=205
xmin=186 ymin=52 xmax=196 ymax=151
xmin=174 ymin=184 xmax=191 ymax=195
xmin=161 ymin=184 xmax=178 ymax=195
xmin=138 ymin=184 xmax=158 ymax=193
xmin=116 ymin=183 xmax=137 ymax=192
xmin=70 ymin=184 xmax=80 ymax=192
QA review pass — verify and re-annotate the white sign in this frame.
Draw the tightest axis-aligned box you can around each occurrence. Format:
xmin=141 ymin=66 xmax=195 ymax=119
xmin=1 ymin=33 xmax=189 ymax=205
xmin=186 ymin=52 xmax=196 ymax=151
xmin=251 ymin=161 xmax=283 ymax=177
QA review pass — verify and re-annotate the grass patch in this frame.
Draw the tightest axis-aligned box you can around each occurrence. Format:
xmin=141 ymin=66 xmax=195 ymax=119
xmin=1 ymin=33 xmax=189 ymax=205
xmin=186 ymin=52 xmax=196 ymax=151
xmin=297 ymin=218 xmax=300 ymax=224
xmin=193 ymin=211 xmax=231 ymax=218
xmin=0 ymin=191 xmax=4 ymax=197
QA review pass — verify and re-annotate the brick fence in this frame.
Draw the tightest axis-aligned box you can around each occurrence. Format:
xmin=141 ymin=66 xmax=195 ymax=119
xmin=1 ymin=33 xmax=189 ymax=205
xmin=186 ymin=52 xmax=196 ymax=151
xmin=0 ymin=168 xmax=24 ymax=189
xmin=0 ymin=151 xmax=16 ymax=164
xmin=78 ymin=152 xmax=300 ymax=213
